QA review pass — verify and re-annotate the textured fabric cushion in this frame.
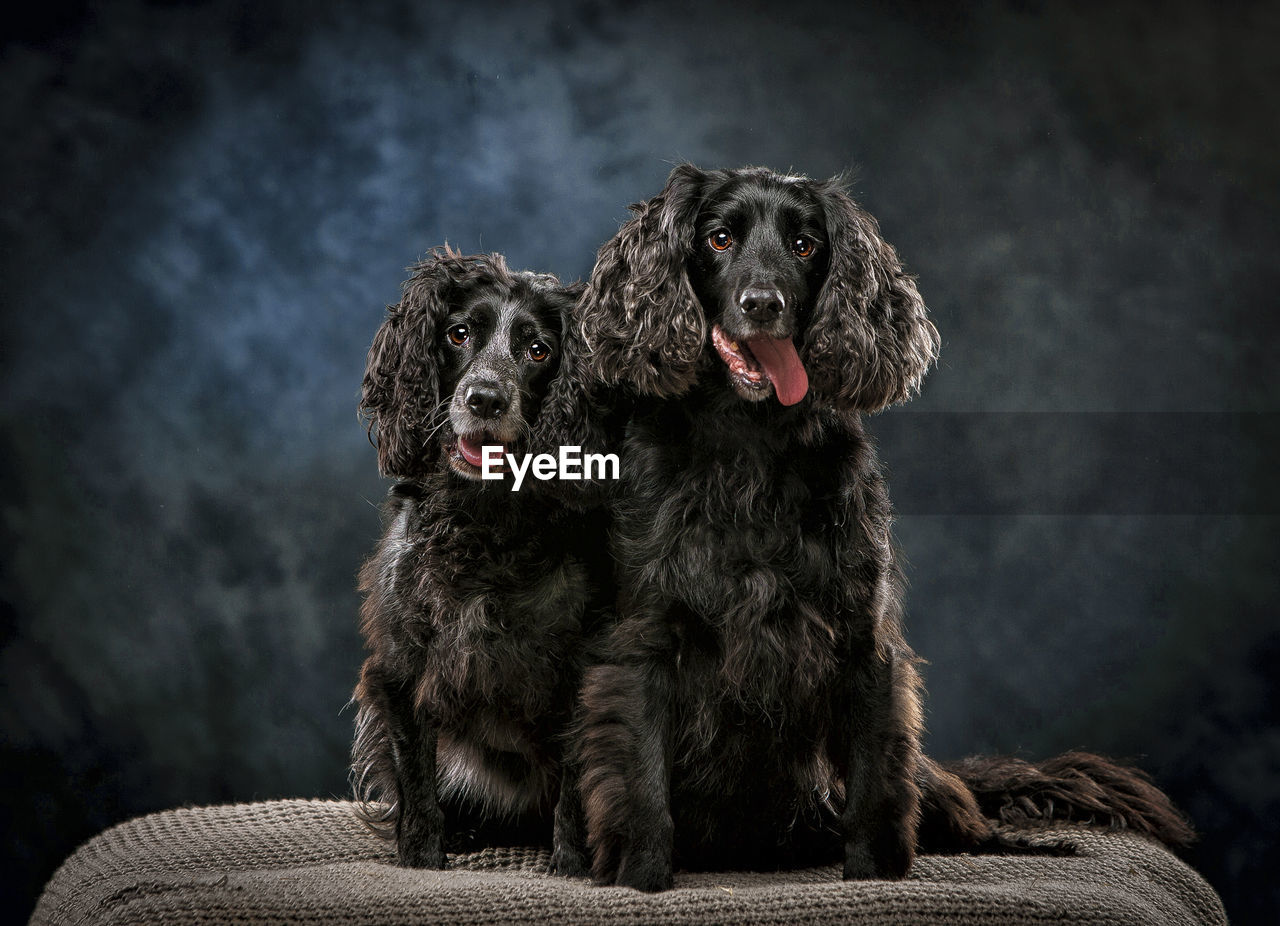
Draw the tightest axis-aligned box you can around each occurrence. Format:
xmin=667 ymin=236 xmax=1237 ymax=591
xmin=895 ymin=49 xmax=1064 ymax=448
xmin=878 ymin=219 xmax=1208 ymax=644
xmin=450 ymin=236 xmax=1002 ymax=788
xmin=31 ymin=799 xmax=1226 ymax=925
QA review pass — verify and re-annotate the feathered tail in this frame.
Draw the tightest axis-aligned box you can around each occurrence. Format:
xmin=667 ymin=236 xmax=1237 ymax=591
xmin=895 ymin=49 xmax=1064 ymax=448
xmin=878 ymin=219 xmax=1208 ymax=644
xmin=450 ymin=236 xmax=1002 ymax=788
xmin=918 ymin=751 xmax=1195 ymax=851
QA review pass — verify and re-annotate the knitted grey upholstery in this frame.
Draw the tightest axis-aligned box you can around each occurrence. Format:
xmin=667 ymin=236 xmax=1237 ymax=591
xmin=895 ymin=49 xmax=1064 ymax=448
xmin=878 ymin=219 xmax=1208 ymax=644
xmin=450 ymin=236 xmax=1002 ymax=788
xmin=31 ymin=799 xmax=1227 ymax=925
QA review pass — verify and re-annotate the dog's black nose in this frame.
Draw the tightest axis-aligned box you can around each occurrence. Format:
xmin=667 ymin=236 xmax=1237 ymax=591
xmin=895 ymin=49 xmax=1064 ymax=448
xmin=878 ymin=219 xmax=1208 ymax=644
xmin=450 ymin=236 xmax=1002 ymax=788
xmin=739 ymin=288 xmax=784 ymax=317
xmin=464 ymin=384 xmax=508 ymax=420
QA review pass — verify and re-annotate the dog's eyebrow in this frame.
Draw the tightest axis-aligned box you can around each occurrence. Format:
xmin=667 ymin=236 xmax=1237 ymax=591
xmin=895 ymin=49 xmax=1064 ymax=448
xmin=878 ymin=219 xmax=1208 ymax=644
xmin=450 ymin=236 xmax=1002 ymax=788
xmin=697 ymin=206 xmax=733 ymax=225
xmin=459 ymin=298 xmax=500 ymax=316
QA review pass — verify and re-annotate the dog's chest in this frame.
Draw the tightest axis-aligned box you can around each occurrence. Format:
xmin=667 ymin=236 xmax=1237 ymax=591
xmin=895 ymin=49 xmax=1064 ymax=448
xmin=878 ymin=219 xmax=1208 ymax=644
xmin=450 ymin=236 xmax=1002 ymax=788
xmin=626 ymin=444 xmax=840 ymax=617
xmin=395 ymin=504 xmax=588 ymax=713
xmin=406 ymin=500 xmax=583 ymax=617
xmin=617 ymin=413 xmax=858 ymax=707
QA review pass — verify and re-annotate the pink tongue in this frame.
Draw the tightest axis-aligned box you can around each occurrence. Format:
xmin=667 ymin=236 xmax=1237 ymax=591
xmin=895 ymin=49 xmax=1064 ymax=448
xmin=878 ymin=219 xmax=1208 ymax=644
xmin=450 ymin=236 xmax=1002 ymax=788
xmin=458 ymin=435 xmax=502 ymax=468
xmin=746 ymin=337 xmax=809 ymax=406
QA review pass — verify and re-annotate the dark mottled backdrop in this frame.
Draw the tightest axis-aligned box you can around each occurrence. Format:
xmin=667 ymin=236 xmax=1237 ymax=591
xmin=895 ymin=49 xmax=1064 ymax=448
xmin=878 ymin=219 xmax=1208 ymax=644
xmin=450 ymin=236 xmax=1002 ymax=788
xmin=2 ymin=1 xmax=1276 ymax=922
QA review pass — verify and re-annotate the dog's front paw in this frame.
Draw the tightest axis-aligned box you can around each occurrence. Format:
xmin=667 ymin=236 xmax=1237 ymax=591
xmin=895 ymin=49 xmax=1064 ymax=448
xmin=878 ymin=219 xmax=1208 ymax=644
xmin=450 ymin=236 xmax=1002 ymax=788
xmin=550 ymin=842 xmax=590 ymax=878
xmin=615 ymin=846 xmax=673 ymax=892
xmin=397 ymin=829 xmax=446 ymax=869
xmin=843 ymin=830 xmax=913 ymax=880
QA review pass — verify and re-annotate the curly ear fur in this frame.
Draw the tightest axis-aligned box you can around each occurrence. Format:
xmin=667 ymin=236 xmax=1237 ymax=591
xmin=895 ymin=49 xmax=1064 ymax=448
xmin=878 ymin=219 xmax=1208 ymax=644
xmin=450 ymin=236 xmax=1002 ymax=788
xmin=525 ymin=282 xmax=626 ymax=508
xmin=360 ymin=248 xmax=516 ymax=480
xmin=578 ymin=164 xmax=708 ymax=397
xmin=802 ymin=178 xmax=940 ymax=412
xmin=526 ymin=282 xmax=600 ymax=454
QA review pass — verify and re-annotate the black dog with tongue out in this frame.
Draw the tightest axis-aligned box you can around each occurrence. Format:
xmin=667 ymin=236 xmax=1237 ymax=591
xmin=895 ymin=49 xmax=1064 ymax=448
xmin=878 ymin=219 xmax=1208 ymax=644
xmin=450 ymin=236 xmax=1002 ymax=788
xmin=573 ymin=165 xmax=948 ymax=891
xmin=572 ymin=165 xmax=1192 ymax=892
xmin=350 ymin=247 xmax=609 ymax=877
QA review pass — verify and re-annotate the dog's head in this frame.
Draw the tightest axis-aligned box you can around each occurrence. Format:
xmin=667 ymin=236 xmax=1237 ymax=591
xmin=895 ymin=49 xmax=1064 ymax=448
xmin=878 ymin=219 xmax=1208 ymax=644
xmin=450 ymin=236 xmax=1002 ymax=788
xmin=361 ymin=248 xmax=574 ymax=481
xmin=578 ymin=165 xmax=939 ymax=412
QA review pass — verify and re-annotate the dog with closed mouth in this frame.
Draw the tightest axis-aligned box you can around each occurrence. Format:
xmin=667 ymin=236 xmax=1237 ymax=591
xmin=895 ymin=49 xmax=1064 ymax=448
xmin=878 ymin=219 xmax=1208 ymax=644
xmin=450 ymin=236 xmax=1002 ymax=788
xmin=350 ymin=247 xmax=608 ymax=875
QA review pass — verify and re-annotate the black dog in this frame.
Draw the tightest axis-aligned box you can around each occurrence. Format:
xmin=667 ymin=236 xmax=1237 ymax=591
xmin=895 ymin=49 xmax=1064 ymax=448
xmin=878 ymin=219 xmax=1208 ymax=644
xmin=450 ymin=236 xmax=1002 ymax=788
xmin=574 ymin=165 xmax=1192 ymax=891
xmin=351 ymin=248 xmax=606 ymax=875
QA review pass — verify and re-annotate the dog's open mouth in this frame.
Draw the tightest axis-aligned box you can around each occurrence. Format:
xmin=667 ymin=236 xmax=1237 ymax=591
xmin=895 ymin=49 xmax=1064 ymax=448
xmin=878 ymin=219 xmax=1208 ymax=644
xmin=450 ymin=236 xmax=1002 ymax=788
xmin=447 ymin=433 xmax=510 ymax=477
xmin=711 ymin=325 xmax=809 ymax=406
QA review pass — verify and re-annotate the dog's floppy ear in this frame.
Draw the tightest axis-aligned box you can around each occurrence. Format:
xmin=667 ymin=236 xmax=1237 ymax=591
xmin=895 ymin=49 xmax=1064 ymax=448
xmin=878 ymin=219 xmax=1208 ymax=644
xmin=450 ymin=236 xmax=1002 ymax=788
xmin=578 ymin=163 xmax=708 ymax=397
xmin=360 ymin=249 xmax=463 ymax=479
xmin=530 ymin=281 xmax=598 ymax=452
xmin=526 ymin=281 xmax=621 ymax=508
xmin=803 ymin=179 xmax=940 ymax=412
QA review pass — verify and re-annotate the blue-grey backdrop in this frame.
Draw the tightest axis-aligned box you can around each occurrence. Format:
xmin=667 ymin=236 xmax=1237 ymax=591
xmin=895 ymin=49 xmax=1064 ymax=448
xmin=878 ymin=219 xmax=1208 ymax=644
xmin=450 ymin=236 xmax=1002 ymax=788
xmin=3 ymin=1 xmax=1277 ymax=922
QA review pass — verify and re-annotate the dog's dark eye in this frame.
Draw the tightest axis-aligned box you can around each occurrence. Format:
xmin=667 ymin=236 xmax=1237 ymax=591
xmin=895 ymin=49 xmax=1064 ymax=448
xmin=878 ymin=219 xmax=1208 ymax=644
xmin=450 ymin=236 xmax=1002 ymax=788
xmin=709 ymin=229 xmax=733 ymax=252
xmin=528 ymin=341 xmax=550 ymax=362
xmin=447 ymin=324 xmax=469 ymax=346
xmin=792 ymin=236 xmax=816 ymax=259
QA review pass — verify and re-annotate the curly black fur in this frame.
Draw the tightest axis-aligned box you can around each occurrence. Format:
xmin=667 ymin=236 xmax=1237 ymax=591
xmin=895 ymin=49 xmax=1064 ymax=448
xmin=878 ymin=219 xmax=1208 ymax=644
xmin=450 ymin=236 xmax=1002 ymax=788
xmin=573 ymin=166 xmax=942 ymax=890
xmin=351 ymin=248 xmax=608 ymax=876
xmin=939 ymin=752 xmax=1194 ymax=847
xmin=573 ymin=165 xmax=1191 ymax=892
